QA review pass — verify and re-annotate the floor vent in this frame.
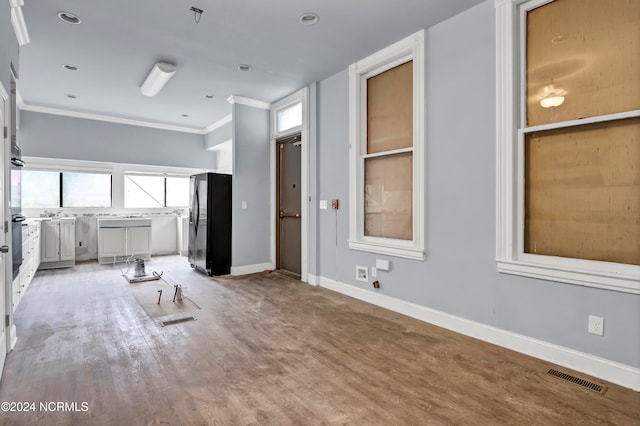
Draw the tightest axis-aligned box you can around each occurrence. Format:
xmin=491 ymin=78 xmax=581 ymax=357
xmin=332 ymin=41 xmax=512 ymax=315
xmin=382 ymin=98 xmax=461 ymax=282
xmin=160 ymin=316 xmax=196 ymax=327
xmin=547 ymin=368 xmax=607 ymax=394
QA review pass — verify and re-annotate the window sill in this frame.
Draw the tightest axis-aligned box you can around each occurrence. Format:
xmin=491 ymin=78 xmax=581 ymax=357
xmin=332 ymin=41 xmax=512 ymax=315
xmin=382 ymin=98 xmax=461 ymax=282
xmin=349 ymin=240 xmax=424 ymax=261
xmin=497 ymin=258 xmax=640 ymax=294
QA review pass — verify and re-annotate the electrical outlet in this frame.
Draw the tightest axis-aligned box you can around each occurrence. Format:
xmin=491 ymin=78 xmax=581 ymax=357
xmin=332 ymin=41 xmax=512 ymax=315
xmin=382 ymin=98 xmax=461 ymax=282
xmin=588 ymin=315 xmax=604 ymax=336
xmin=356 ymin=266 xmax=368 ymax=282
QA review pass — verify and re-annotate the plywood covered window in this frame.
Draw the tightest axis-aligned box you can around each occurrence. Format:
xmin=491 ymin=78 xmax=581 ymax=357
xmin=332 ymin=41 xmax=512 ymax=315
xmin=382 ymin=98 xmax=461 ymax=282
xmin=364 ymin=61 xmax=413 ymax=240
xmin=495 ymin=0 xmax=640 ymax=293
xmin=349 ymin=30 xmax=425 ymax=260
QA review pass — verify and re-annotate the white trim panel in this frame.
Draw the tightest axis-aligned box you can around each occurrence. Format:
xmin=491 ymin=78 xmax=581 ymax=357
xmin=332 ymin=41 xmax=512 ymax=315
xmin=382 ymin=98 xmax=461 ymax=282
xmin=230 ymin=262 xmax=275 ymax=276
xmin=270 ymin=88 xmax=310 ymax=282
xmin=307 ymin=273 xmax=319 ymax=286
xmin=317 ymin=275 xmax=640 ymax=391
xmin=494 ymin=0 xmax=640 ymax=293
xmin=227 ymin=95 xmax=271 ymax=110
xmin=348 ymin=29 xmax=426 ymax=261
xmin=204 ymin=114 xmax=232 ymax=134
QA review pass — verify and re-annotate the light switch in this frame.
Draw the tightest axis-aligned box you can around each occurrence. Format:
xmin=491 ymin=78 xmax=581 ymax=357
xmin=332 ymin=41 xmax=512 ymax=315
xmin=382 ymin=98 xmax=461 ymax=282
xmin=319 ymin=200 xmax=328 ymax=210
xmin=241 ymin=201 xmax=247 ymax=209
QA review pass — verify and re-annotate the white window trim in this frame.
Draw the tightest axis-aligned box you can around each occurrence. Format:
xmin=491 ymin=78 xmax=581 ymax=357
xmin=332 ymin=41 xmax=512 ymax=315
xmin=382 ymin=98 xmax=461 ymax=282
xmin=348 ymin=29 xmax=425 ymax=261
xmin=495 ymin=0 xmax=640 ymax=294
xmin=23 ymin=156 xmax=206 ymax=211
xmin=270 ymin=88 xmax=310 ymax=282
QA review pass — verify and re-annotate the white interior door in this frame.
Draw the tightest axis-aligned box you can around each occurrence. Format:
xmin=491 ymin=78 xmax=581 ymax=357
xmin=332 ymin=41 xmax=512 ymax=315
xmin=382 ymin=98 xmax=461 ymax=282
xmin=0 ymin=81 xmax=9 ymax=374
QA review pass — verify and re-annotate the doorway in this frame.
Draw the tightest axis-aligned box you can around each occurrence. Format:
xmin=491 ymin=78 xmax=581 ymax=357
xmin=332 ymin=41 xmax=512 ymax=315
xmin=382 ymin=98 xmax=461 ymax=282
xmin=276 ymin=133 xmax=302 ymax=276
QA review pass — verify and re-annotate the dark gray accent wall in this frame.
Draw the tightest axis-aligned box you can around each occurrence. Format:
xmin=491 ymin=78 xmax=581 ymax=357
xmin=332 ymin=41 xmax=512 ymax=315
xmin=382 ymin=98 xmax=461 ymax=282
xmin=314 ymin=0 xmax=640 ymax=367
xmin=18 ymin=111 xmax=214 ymax=169
xmin=231 ymin=104 xmax=271 ymax=267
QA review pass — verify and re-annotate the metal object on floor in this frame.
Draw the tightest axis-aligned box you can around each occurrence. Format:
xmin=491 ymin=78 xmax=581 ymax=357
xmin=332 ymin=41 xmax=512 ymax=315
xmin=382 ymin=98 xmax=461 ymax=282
xmin=134 ymin=258 xmax=146 ymax=277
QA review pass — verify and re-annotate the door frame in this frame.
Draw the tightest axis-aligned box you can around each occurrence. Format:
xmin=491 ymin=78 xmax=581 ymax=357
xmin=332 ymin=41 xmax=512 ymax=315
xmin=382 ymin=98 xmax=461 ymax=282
xmin=275 ymin=133 xmax=302 ymax=273
xmin=270 ymin=88 xmax=309 ymax=282
xmin=0 ymin=80 xmax=10 ymax=371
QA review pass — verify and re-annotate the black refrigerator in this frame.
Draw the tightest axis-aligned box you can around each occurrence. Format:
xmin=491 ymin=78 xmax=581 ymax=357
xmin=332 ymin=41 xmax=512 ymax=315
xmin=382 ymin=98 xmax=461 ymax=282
xmin=188 ymin=173 xmax=232 ymax=276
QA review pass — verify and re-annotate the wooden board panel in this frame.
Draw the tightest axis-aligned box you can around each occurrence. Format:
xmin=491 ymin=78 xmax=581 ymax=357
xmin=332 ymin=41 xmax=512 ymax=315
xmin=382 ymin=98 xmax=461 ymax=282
xmin=367 ymin=61 xmax=413 ymax=154
xmin=365 ymin=152 xmax=413 ymax=240
xmin=526 ymin=0 xmax=640 ymax=126
xmin=524 ymin=117 xmax=640 ymax=265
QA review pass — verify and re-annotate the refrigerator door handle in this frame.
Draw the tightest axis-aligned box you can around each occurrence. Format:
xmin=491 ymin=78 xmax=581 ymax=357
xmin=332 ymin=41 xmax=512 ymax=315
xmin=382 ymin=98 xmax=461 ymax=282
xmin=195 ymin=185 xmax=200 ymax=234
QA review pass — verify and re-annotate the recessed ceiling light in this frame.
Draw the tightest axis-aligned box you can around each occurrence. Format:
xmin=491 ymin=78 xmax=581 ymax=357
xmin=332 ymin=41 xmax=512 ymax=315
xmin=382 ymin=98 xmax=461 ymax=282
xmin=181 ymin=114 xmax=189 ymax=117
xmin=58 ymin=11 xmax=82 ymax=24
xmin=65 ymin=94 xmax=78 ymax=99
xmin=63 ymin=64 xmax=78 ymax=71
xmin=204 ymin=94 xmax=214 ymax=99
xmin=237 ymin=64 xmax=252 ymax=72
xmin=299 ymin=13 xmax=319 ymax=25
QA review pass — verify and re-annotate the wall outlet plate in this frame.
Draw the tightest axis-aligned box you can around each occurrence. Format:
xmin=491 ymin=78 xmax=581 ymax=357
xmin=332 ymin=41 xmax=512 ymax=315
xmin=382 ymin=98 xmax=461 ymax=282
xmin=588 ymin=315 xmax=604 ymax=336
xmin=375 ymin=259 xmax=390 ymax=271
xmin=356 ymin=266 xmax=368 ymax=282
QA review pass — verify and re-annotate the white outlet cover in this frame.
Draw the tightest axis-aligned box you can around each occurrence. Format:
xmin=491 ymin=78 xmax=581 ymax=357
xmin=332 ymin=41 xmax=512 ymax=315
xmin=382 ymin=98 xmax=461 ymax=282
xmin=356 ymin=266 xmax=368 ymax=282
xmin=588 ymin=315 xmax=604 ymax=336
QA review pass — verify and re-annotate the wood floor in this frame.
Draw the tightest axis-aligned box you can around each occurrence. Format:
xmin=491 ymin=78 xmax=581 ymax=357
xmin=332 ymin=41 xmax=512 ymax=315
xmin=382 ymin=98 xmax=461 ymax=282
xmin=0 ymin=255 xmax=638 ymax=425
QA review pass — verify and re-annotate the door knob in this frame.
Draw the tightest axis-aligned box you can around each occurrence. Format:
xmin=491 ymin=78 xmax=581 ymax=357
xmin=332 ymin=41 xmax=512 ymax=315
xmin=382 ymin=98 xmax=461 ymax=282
xmin=0 ymin=245 xmax=9 ymax=253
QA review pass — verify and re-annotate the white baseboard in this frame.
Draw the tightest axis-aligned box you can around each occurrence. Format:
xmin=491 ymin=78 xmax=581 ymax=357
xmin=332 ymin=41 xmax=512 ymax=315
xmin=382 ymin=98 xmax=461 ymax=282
xmin=317 ymin=276 xmax=640 ymax=392
xmin=230 ymin=262 xmax=274 ymax=276
xmin=307 ymin=273 xmax=319 ymax=286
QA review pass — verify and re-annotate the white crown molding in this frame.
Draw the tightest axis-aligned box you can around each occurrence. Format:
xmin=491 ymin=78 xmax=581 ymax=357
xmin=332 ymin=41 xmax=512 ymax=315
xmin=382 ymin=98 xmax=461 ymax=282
xmin=16 ymin=90 xmax=25 ymax=108
xmin=10 ymin=3 xmax=30 ymax=46
xmin=317 ymin=275 xmax=640 ymax=392
xmin=19 ymin=102 xmax=208 ymax=135
xmin=226 ymin=95 xmax=271 ymax=110
xmin=0 ymin=81 xmax=8 ymax=100
xmin=19 ymin=91 xmax=234 ymax=136
xmin=230 ymin=262 xmax=275 ymax=276
xmin=203 ymin=114 xmax=232 ymax=134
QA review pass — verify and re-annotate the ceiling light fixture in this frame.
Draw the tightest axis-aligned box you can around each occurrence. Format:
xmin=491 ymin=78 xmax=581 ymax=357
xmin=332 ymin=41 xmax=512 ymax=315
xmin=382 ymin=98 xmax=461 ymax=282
xmin=10 ymin=0 xmax=30 ymax=46
xmin=299 ymin=13 xmax=319 ymax=25
xmin=538 ymin=85 xmax=567 ymax=108
xmin=237 ymin=64 xmax=252 ymax=72
xmin=58 ymin=11 xmax=82 ymax=24
xmin=140 ymin=62 xmax=176 ymax=97
xmin=63 ymin=64 xmax=79 ymax=71
xmin=540 ymin=96 xmax=565 ymax=108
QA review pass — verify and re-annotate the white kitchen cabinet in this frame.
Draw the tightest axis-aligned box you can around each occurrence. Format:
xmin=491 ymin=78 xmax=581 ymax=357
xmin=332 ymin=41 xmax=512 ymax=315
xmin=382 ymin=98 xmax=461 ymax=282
xmin=176 ymin=215 xmax=189 ymax=256
xmin=39 ymin=218 xmax=76 ymax=270
xmin=13 ymin=221 xmax=41 ymax=311
xmin=97 ymin=217 xmax=152 ymax=264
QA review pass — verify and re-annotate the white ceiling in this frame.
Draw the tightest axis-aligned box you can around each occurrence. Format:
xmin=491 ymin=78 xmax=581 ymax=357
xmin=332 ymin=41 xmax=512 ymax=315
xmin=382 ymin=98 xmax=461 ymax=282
xmin=17 ymin=0 xmax=485 ymax=131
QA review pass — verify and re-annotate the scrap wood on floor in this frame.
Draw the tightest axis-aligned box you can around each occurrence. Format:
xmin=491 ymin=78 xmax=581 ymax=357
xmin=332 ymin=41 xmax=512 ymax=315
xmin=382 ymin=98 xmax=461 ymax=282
xmin=128 ymin=274 xmax=200 ymax=321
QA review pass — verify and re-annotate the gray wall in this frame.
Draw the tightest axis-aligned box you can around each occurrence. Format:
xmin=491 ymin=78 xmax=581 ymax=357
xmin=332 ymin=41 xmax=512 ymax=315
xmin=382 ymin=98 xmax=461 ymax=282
xmin=231 ymin=104 xmax=271 ymax=268
xmin=205 ymin=121 xmax=231 ymax=150
xmin=313 ymin=0 xmax=640 ymax=368
xmin=18 ymin=111 xmax=214 ymax=169
xmin=0 ymin=3 xmax=13 ymax=100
